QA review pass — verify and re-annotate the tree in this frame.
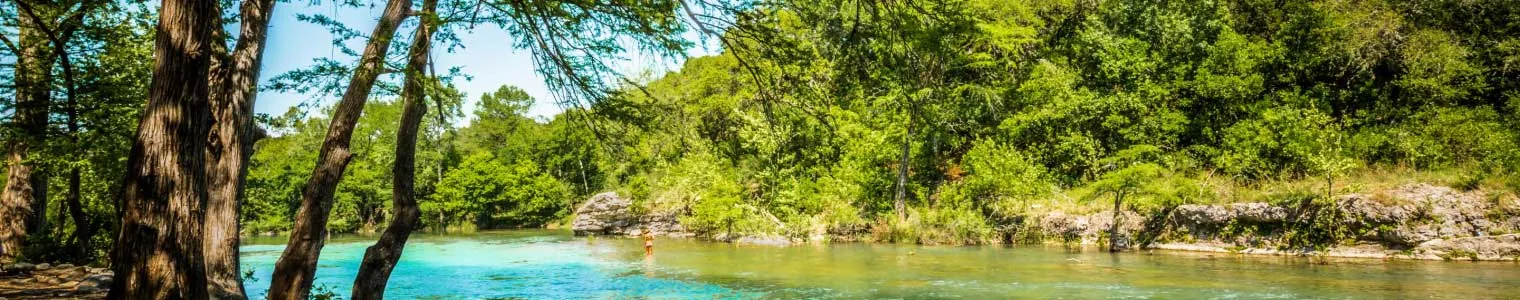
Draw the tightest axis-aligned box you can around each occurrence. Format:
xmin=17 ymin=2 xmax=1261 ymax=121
xmin=104 ymin=0 xmax=275 ymax=296
xmin=13 ymin=0 xmax=105 ymax=264
xmin=459 ymin=85 xmax=534 ymax=153
xmin=351 ymin=0 xmax=438 ymax=297
xmin=272 ymin=0 xmax=699 ymax=294
xmin=107 ymin=0 xmax=220 ymax=297
xmin=429 ymin=152 xmax=571 ymax=229
xmin=1090 ymin=146 xmax=1163 ymax=252
xmin=0 ymin=0 xmax=61 ymax=263
xmin=203 ymin=0 xmax=277 ymax=297
xmin=267 ymin=0 xmax=412 ymax=298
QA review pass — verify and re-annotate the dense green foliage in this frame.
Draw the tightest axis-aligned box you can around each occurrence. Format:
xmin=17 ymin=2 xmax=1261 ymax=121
xmin=232 ymin=0 xmax=1520 ymax=244
xmin=242 ymin=85 xmax=595 ymax=233
xmin=7 ymin=1 xmax=1520 ymax=269
xmin=0 ymin=2 xmax=155 ymax=263
xmin=576 ymin=0 xmax=1520 ymax=243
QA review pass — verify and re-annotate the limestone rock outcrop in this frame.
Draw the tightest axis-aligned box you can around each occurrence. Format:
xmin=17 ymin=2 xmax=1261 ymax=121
xmin=1015 ymin=184 xmax=1520 ymax=260
xmin=570 ymin=192 xmax=686 ymax=237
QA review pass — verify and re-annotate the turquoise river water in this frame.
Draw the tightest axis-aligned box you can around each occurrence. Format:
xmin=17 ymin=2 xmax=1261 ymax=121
xmin=240 ymin=230 xmax=1519 ymax=299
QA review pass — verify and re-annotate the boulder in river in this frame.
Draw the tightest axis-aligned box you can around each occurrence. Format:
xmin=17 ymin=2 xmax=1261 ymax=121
xmin=571 ymin=192 xmax=687 ymax=237
xmin=733 ymin=235 xmax=792 ymax=246
xmin=571 ymin=192 xmax=636 ymax=236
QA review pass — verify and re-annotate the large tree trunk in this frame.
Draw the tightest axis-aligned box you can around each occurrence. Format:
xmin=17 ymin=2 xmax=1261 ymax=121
xmin=352 ymin=1 xmax=437 ymax=297
xmin=203 ymin=0 xmax=277 ymax=298
xmin=0 ymin=6 xmax=55 ymax=263
xmin=107 ymin=0 xmax=220 ymax=298
xmin=267 ymin=0 xmax=412 ymax=298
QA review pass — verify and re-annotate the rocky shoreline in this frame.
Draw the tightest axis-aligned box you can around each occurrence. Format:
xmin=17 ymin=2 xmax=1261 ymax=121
xmin=572 ymin=184 xmax=1520 ymax=261
xmin=0 ymin=263 xmax=112 ymax=299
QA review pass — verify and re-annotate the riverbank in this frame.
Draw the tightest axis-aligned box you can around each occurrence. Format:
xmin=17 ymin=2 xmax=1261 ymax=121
xmin=572 ymin=183 xmax=1520 ymax=261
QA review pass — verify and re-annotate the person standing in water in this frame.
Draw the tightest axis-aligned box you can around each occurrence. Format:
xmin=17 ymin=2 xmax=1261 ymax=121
xmin=643 ymin=233 xmax=655 ymax=256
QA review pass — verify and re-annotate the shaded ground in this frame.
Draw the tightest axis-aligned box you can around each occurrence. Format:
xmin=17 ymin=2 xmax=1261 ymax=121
xmin=0 ymin=264 xmax=110 ymax=299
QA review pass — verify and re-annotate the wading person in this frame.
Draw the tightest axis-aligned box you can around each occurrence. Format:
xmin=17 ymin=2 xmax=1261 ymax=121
xmin=643 ymin=233 xmax=654 ymax=256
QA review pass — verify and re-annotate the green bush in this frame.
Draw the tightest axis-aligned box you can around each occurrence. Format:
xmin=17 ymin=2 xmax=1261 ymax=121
xmin=649 ymin=154 xmax=773 ymax=236
xmin=950 ymin=140 xmax=1053 ymax=219
xmin=1214 ymin=107 xmax=1335 ymax=178
xmin=873 ymin=205 xmax=998 ymax=245
xmin=429 ymin=151 xmax=573 ymax=229
xmin=1136 ymin=175 xmax=1206 ymax=212
xmin=1352 ymin=107 xmax=1518 ymax=169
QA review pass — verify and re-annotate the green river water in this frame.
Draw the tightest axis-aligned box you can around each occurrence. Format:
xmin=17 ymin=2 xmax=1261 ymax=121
xmin=240 ymin=230 xmax=1518 ymax=299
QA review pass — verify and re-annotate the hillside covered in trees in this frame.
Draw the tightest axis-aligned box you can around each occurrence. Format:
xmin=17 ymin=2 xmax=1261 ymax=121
xmin=238 ymin=0 xmax=1520 ymax=244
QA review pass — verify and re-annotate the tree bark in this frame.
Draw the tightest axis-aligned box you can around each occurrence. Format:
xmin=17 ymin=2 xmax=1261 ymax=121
xmin=1109 ymin=192 xmax=1123 ymax=252
xmin=267 ymin=0 xmax=412 ymax=298
xmin=893 ymin=106 xmax=914 ymax=221
xmin=0 ymin=4 xmax=56 ymax=263
xmin=58 ymin=16 xmax=89 ymax=264
xmin=107 ymin=0 xmax=220 ymax=298
xmin=352 ymin=1 xmax=437 ymax=297
xmin=203 ymin=0 xmax=277 ymax=298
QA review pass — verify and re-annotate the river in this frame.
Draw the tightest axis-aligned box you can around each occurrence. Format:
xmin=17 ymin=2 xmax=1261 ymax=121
xmin=240 ymin=230 xmax=1518 ymax=299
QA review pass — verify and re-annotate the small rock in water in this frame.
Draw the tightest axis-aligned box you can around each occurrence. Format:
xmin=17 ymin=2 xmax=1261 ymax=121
xmin=57 ymin=263 xmax=74 ymax=269
xmin=735 ymin=235 xmax=792 ymax=246
xmin=35 ymin=263 xmax=50 ymax=269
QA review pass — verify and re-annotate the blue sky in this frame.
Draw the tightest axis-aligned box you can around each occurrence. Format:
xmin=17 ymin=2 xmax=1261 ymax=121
xmin=253 ymin=2 xmax=719 ymax=121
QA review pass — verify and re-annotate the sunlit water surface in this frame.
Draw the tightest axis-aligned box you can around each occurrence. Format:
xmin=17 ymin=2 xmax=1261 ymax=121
xmin=240 ymin=230 xmax=1519 ymax=299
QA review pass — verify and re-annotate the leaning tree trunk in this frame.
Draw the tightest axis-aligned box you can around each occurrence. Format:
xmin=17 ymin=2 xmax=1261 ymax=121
xmin=351 ymin=1 xmax=437 ymax=297
xmin=107 ymin=0 xmax=220 ymax=298
xmin=203 ymin=0 xmax=277 ymax=298
xmin=0 ymin=8 xmax=55 ymax=263
xmin=62 ymin=44 xmax=84 ymax=259
xmin=55 ymin=14 xmax=89 ymax=263
xmin=267 ymin=0 xmax=411 ymax=298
